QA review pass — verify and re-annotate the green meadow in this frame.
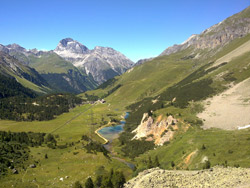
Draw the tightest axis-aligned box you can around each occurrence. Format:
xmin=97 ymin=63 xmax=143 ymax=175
xmin=0 ymin=103 xmax=133 ymax=187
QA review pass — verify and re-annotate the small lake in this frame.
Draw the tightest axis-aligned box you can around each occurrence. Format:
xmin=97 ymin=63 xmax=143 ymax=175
xmin=98 ymin=112 xmax=129 ymax=142
xmin=97 ymin=112 xmax=135 ymax=169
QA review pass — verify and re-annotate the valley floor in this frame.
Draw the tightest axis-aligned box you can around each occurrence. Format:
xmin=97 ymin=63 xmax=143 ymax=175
xmin=0 ymin=103 xmax=133 ymax=187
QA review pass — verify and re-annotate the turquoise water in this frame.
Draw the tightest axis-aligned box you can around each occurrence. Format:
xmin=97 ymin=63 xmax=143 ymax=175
xmin=98 ymin=124 xmax=124 ymax=141
xmin=98 ymin=112 xmax=129 ymax=142
xmin=98 ymin=112 xmax=135 ymax=169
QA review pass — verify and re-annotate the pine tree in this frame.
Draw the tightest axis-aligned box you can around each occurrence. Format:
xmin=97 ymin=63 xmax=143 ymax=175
xmin=113 ymin=171 xmax=126 ymax=188
xmin=171 ymin=161 xmax=175 ymax=168
xmin=101 ymin=177 xmax=113 ymax=188
xmin=85 ymin=177 xmax=94 ymax=188
xmin=147 ymin=157 xmax=153 ymax=169
xmin=153 ymin=156 xmax=160 ymax=167
xmin=95 ymin=175 xmax=103 ymax=187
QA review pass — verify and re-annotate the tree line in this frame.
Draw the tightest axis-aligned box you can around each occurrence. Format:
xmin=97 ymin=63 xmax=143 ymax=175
xmin=0 ymin=93 xmax=82 ymax=121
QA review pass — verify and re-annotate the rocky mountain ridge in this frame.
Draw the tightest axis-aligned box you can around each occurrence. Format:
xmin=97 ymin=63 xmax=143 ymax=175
xmin=133 ymin=57 xmax=154 ymax=67
xmin=160 ymin=6 xmax=250 ymax=56
xmin=54 ymin=38 xmax=134 ymax=84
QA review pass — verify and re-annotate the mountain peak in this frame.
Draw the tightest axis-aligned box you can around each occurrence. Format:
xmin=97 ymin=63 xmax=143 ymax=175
xmin=59 ymin=38 xmax=74 ymax=47
xmin=6 ymin=43 xmax=26 ymax=52
xmin=55 ymin=38 xmax=89 ymax=54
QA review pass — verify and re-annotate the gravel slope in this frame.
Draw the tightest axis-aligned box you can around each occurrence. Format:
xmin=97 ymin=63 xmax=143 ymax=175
xmin=124 ymin=166 xmax=250 ymax=188
xmin=198 ymin=78 xmax=250 ymax=130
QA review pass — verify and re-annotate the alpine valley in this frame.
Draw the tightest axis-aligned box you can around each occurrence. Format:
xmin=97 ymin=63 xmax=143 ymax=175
xmin=0 ymin=38 xmax=133 ymax=94
xmin=0 ymin=6 xmax=250 ymax=188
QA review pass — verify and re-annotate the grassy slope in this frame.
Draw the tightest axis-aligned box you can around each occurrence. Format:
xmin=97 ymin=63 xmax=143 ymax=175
xmin=28 ymin=53 xmax=97 ymax=93
xmin=28 ymin=53 xmax=76 ymax=74
xmin=15 ymin=76 xmax=51 ymax=94
xmin=0 ymin=104 xmax=132 ymax=187
xmin=0 ymin=54 xmax=52 ymax=94
xmin=85 ymin=34 xmax=250 ymax=110
xmin=86 ymin=47 xmax=205 ymax=109
xmin=136 ymin=127 xmax=250 ymax=170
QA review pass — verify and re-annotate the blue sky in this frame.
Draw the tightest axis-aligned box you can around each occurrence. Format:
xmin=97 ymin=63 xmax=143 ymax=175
xmin=0 ymin=0 xmax=249 ymax=62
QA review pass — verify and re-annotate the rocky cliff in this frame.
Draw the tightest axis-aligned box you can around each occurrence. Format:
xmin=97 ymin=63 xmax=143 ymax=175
xmin=54 ymin=38 xmax=134 ymax=84
xmin=132 ymin=113 xmax=179 ymax=145
xmin=160 ymin=6 xmax=250 ymax=56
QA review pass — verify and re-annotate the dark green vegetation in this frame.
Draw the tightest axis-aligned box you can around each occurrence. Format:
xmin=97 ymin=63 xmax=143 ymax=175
xmin=74 ymin=166 xmax=126 ymax=188
xmin=0 ymin=131 xmax=47 ymax=176
xmin=93 ymin=166 xmax=126 ymax=188
xmin=0 ymin=93 xmax=82 ymax=121
xmin=0 ymin=51 xmax=51 ymax=94
xmin=0 ymin=63 xmax=84 ymax=121
xmin=83 ymin=135 xmax=109 ymax=157
xmin=118 ymin=132 xmax=155 ymax=159
xmin=0 ymin=74 xmax=37 ymax=99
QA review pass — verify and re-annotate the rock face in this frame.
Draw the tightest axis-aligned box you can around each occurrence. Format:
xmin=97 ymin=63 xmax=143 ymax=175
xmin=54 ymin=38 xmax=134 ymax=84
xmin=124 ymin=166 xmax=250 ymax=188
xmin=132 ymin=113 xmax=178 ymax=145
xmin=160 ymin=6 xmax=250 ymax=56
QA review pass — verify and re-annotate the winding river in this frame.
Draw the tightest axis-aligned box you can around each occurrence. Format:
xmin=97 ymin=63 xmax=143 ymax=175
xmin=97 ymin=112 xmax=135 ymax=169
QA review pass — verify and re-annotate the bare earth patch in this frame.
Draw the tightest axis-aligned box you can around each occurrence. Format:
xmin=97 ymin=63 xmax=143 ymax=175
xmin=198 ymin=78 xmax=250 ymax=130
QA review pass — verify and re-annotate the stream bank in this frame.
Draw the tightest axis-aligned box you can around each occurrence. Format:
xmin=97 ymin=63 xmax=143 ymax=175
xmin=96 ymin=112 xmax=135 ymax=169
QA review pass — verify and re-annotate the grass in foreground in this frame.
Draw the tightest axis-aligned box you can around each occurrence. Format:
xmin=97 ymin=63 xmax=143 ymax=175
xmin=0 ymin=103 xmax=132 ymax=187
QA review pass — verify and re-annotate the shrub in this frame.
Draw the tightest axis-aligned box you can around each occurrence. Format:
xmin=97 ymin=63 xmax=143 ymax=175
xmin=203 ymin=160 xmax=211 ymax=169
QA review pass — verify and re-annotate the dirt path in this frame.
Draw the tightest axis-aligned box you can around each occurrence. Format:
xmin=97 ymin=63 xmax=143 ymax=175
xmin=95 ymin=125 xmax=109 ymax=144
xmin=184 ymin=149 xmax=198 ymax=165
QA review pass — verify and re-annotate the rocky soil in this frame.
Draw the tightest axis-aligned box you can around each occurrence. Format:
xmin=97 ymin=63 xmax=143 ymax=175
xmin=124 ymin=166 xmax=250 ymax=188
xmin=132 ymin=113 xmax=178 ymax=145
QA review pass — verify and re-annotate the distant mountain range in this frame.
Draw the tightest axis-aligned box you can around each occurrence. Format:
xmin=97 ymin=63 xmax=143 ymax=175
xmin=0 ymin=38 xmax=134 ymax=94
xmin=54 ymin=38 xmax=134 ymax=84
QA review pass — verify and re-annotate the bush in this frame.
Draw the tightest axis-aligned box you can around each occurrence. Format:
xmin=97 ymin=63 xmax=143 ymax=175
xmin=85 ymin=177 xmax=94 ymax=188
xmin=73 ymin=181 xmax=82 ymax=188
xmin=203 ymin=160 xmax=211 ymax=169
